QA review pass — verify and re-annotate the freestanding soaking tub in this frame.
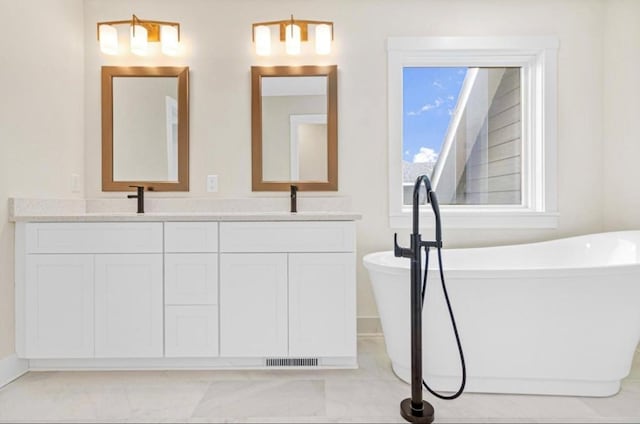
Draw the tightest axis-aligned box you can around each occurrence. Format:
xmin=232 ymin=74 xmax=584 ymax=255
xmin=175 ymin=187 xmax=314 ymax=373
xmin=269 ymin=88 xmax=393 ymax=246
xmin=363 ymin=231 xmax=640 ymax=397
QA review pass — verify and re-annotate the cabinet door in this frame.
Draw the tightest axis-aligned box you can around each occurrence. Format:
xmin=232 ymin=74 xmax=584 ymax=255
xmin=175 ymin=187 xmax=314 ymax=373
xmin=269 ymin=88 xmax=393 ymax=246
xmin=289 ymin=253 xmax=356 ymax=357
xmin=95 ymin=254 xmax=163 ymax=358
xmin=165 ymin=306 xmax=218 ymax=357
xmin=220 ymin=253 xmax=287 ymax=357
xmin=165 ymin=253 xmax=218 ymax=305
xmin=25 ymin=255 xmax=94 ymax=358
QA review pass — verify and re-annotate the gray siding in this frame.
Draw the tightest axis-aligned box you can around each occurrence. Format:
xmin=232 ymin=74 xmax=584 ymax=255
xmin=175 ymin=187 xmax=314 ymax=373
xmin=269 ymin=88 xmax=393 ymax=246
xmin=458 ymin=68 xmax=521 ymax=204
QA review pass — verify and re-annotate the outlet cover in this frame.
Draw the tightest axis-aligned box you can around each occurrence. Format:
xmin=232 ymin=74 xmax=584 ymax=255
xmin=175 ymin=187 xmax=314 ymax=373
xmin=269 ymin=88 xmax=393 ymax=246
xmin=207 ymin=175 xmax=218 ymax=192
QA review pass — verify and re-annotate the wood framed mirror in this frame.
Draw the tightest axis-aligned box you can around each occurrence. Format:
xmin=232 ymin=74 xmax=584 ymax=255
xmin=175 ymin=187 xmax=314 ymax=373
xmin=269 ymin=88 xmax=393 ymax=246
xmin=252 ymin=65 xmax=337 ymax=191
xmin=102 ymin=66 xmax=189 ymax=191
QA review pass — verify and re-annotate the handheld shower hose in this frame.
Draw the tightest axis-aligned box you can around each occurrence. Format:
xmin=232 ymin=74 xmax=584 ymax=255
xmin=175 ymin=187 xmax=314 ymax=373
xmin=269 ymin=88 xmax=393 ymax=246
xmin=394 ymin=175 xmax=466 ymax=423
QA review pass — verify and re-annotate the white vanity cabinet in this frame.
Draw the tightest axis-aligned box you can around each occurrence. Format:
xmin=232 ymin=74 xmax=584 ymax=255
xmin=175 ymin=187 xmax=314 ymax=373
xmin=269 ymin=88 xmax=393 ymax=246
xmin=164 ymin=222 xmax=219 ymax=357
xmin=15 ymin=216 xmax=358 ymax=368
xmin=18 ymin=223 xmax=163 ymax=359
xmin=219 ymin=221 xmax=357 ymax=360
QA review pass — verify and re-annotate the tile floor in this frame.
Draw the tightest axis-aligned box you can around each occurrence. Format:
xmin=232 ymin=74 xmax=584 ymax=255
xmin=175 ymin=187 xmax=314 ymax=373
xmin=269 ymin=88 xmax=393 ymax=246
xmin=0 ymin=336 xmax=638 ymax=423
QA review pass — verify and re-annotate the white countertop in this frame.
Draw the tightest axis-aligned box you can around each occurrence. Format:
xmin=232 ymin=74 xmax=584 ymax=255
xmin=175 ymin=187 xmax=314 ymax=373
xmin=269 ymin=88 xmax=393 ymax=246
xmin=8 ymin=198 xmax=361 ymax=222
xmin=11 ymin=211 xmax=361 ymax=222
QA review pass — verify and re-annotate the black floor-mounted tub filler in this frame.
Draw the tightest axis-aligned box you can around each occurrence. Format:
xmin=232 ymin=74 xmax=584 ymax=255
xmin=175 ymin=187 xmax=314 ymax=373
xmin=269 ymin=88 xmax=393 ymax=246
xmin=393 ymin=175 xmax=467 ymax=423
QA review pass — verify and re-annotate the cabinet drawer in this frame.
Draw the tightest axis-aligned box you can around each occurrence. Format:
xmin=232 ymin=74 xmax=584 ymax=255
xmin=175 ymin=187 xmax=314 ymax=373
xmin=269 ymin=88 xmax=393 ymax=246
xmin=165 ymin=306 xmax=219 ymax=357
xmin=165 ymin=253 xmax=218 ymax=305
xmin=165 ymin=222 xmax=218 ymax=253
xmin=219 ymin=221 xmax=355 ymax=253
xmin=26 ymin=223 xmax=162 ymax=254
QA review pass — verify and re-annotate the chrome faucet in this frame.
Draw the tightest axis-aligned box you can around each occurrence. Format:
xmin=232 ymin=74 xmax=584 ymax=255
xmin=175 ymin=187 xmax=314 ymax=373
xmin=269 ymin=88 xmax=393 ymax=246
xmin=128 ymin=185 xmax=145 ymax=214
xmin=290 ymin=185 xmax=298 ymax=213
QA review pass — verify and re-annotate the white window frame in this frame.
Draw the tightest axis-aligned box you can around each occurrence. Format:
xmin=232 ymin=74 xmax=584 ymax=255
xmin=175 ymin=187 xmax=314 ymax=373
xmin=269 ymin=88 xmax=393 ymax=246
xmin=388 ymin=36 xmax=559 ymax=229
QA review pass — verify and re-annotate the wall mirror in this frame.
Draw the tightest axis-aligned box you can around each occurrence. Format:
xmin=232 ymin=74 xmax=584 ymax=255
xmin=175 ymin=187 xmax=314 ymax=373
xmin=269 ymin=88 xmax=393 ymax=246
xmin=252 ymin=65 xmax=337 ymax=191
xmin=102 ymin=66 xmax=189 ymax=191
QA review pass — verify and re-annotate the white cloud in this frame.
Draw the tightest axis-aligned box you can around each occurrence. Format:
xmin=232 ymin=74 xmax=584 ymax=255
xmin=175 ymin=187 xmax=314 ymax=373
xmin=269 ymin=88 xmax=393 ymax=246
xmin=413 ymin=147 xmax=439 ymax=163
xmin=433 ymin=80 xmax=445 ymax=89
xmin=409 ymin=97 xmax=444 ymax=116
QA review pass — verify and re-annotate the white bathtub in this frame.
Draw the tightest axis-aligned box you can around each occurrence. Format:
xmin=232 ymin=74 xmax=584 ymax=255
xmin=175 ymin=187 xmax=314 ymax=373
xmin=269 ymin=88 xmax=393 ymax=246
xmin=363 ymin=231 xmax=640 ymax=397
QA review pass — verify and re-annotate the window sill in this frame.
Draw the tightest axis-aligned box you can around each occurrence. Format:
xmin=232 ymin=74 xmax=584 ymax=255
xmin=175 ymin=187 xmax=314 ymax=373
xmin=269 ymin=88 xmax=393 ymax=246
xmin=389 ymin=209 xmax=559 ymax=229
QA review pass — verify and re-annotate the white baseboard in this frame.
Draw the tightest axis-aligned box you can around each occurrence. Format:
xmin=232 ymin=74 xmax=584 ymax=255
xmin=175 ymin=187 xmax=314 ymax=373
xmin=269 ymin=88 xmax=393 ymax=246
xmin=0 ymin=354 xmax=29 ymax=388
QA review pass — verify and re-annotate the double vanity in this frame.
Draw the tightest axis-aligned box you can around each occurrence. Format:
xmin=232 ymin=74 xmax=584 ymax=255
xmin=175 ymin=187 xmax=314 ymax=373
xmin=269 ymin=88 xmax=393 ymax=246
xmin=11 ymin=199 xmax=359 ymax=370
xmin=10 ymin=63 xmax=354 ymax=370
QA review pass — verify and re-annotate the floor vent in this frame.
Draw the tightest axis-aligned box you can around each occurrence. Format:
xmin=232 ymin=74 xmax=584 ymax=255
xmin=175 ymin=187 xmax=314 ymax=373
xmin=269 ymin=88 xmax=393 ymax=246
xmin=265 ymin=357 xmax=319 ymax=367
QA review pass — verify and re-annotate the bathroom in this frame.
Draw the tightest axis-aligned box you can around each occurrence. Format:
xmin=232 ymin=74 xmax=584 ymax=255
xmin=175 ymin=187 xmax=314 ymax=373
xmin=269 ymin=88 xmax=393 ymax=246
xmin=1 ymin=0 xmax=639 ymax=422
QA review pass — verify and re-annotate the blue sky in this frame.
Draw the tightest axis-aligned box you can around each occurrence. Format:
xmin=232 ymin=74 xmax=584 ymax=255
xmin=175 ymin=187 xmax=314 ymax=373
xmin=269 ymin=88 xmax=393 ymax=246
xmin=403 ymin=67 xmax=467 ymax=162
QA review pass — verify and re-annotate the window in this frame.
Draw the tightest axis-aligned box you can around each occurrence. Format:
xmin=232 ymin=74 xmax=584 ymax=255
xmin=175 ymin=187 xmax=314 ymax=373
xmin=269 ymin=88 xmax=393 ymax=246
xmin=388 ymin=37 xmax=559 ymax=228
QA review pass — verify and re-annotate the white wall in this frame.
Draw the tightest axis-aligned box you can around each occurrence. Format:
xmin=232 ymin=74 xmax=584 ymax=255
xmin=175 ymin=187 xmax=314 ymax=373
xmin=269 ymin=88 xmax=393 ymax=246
xmin=603 ymin=0 xmax=640 ymax=230
xmin=0 ymin=0 xmax=85 ymax=359
xmin=83 ymin=0 xmax=609 ymax=326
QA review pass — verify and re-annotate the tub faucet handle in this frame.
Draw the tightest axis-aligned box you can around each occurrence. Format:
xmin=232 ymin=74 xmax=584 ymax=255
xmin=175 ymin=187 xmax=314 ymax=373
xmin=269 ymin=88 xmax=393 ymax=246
xmin=394 ymin=233 xmax=412 ymax=258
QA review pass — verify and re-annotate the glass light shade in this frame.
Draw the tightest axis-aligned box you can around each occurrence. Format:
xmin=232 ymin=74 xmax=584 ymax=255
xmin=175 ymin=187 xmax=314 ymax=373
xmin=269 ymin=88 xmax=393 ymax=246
xmin=254 ymin=25 xmax=271 ymax=56
xmin=315 ymin=24 xmax=332 ymax=55
xmin=285 ymin=23 xmax=301 ymax=55
xmin=130 ymin=24 xmax=148 ymax=55
xmin=161 ymin=25 xmax=179 ymax=56
xmin=99 ymin=25 xmax=118 ymax=55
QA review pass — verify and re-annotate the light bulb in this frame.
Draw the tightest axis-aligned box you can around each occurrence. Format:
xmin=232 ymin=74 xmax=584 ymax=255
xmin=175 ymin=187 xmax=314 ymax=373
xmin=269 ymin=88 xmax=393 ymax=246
xmin=130 ymin=24 xmax=148 ymax=56
xmin=315 ymin=24 xmax=332 ymax=55
xmin=254 ymin=25 xmax=271 ymax=56
xmin=99 ymin=25 xmax=118 ymax=55
xmin=161 ymin=25 xmax=179 ymax=56
xmin=285 ymin=23 xmax=301 ymax=55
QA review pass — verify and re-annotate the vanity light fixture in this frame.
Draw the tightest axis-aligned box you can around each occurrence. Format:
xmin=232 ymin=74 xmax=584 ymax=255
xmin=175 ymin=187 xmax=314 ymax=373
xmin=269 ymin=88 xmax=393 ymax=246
xmin=252 ymin=15 xmax=334 ymax=56
xmin=97 ymin=14 xmax=181 ymax=56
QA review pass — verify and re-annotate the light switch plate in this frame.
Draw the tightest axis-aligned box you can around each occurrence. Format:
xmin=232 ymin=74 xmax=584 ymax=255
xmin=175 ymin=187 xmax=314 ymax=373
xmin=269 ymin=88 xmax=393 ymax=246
xmin=207 ymin=175 xmax=218 ymax=192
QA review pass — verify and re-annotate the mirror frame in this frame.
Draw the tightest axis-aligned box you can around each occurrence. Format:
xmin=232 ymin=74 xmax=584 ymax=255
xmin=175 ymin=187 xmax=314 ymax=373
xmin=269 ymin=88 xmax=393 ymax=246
xmin=101 ymin=66 xmax=189 ymax=191
xmin=251 ymin=65 xmax=338 ymax=191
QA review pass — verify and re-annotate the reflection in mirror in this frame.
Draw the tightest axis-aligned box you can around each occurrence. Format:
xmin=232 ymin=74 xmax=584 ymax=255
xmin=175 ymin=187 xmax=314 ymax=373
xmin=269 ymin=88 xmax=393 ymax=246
xmin=261 ymin=76 xmax=327 ymax=182
xmin=112 ymin=77 xmax=178 ymax=182
xmin=290 ymin=114 xmax=327 ymax=181
xmin=102 ymin=66 xmax=189 ymax=191
xmin=251 ymin=65 xmax=337 ymax=191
